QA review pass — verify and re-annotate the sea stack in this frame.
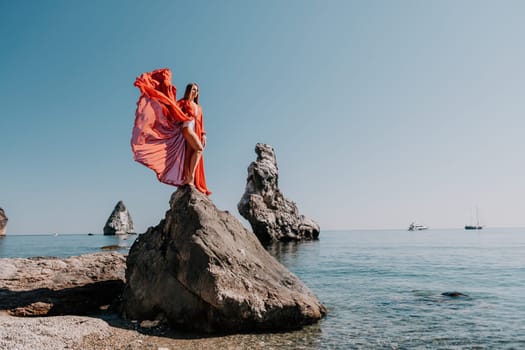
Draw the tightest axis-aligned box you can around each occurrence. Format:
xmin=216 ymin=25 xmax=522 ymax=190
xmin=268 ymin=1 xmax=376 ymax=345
xmin=0 ymin=207 xmax=7 ymax=236
xmin=238 ymin=143 xmax=320 ymax=243
xmin=120 ymin=186 xmax=326 ymax=333
xmin=103 ymin=201 xmax=134 ymax=235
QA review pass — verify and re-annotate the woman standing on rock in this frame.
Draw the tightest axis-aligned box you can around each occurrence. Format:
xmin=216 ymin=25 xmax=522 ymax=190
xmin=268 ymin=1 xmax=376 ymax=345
xmin=177 ymin=83 xmax=207 ymax=189
xmin=131 ymin=68 xmax=211 ymax=195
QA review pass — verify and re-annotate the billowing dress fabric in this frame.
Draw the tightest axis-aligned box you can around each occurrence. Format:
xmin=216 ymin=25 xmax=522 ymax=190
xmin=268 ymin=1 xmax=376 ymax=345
xmin=131 ymin=68 xmax=211 ymax=195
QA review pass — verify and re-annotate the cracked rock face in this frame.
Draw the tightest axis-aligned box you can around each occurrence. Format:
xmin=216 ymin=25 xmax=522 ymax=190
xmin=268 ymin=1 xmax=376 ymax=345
xmin=238 ymin=143 xmax=320 ymax=243
xmin=103 ymin=201 xmax=134 ymax=235
xmin=120 ymin=186 xmax=326 ymax=333
xmin=0 ymin=208 xmax=7 ymax=235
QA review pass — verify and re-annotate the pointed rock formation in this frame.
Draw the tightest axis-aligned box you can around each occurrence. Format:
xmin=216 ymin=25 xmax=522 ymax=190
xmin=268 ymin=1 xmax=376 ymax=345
xmin=0 ymin=207 xmax=7 ymax=236
xmin=238 ymin=143 xmax=320 ymax=243
xmin=120 ymin=186 xmax=326 ymax=333
xmin=103 ymin=201 xmax=134 ymax=235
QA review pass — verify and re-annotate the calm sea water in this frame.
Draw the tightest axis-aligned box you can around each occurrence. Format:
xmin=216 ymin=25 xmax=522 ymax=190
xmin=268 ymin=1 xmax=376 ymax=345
xmin=1 ymin=228 xmax=525 ymax=349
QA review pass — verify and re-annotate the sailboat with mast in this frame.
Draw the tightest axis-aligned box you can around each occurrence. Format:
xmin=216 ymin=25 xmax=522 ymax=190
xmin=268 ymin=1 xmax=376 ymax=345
xmin=465 ymin=207 xmax=483 ymax=230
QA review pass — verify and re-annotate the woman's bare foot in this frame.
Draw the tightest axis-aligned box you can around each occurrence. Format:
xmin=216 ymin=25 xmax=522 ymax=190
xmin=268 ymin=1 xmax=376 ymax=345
xmin=181 ymin=175 xmax=195 ymax=186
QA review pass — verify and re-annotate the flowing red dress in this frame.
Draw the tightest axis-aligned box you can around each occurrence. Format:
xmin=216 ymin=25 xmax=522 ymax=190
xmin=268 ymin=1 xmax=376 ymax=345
xmin=131 ymin=68 xmax=211 ymax=195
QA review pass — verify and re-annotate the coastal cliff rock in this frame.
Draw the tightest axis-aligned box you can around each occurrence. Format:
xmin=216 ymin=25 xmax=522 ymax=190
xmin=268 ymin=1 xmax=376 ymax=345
xmin=120 ymin=185 xmax=326 ymax=333
xmin=0 ymin=207 xmax=7 ymax=235
xmin=103 ymin=201 xmax=134 ymax=235
xmin=0 ymin=252 xmax=126 ymax=316
xmin=238 ymin=143 xmax=320 ymax=243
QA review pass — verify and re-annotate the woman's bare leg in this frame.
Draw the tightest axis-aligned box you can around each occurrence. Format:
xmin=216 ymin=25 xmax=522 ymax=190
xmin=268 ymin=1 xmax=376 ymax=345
xmin=182 ymin=127 xmax=203 ymax=186
xmin=186 ymin=149 xmax=202 ymax=185
xmin=183 ymin=145 xmax=192 ymax=184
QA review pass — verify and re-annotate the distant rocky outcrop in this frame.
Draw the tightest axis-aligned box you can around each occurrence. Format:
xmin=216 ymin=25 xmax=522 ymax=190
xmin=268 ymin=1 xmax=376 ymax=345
xmin=103 ymin=201 xmax=134 ymax=235
xmin=238 ymin=143 xmax=320 ymax=243
xmin=0 ymin=252 xmax=126 ymax=316
xmin=120 ymin=186 xmax=326 ymax=333
xmin=0 ymin=207 xmax=7 ymax=235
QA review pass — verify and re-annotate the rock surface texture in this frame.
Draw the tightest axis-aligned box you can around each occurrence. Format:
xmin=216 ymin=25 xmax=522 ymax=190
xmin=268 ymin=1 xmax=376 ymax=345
xmin=238 ymin=143 xmax=320 ymax=243
xmin=0 ymin=207 xmax=7 ymax=235
xmin=0 ymin=252 xmax=126 ymax=316
xmin=103 ymin=201 xmax=134 ymax=235
xmin=121 ymin=185 xmax=326 ymax=333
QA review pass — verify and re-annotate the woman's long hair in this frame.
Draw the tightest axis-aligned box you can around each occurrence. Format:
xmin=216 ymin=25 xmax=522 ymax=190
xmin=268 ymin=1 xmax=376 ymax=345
xmin=183 ymin=83 xmax=199 ymax=104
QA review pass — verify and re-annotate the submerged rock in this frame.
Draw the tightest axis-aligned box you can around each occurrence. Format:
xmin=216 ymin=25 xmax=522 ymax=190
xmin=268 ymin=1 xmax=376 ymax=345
xmin=120 ymin=185 xmax=326 ymax=333
xmin=0 ymin=207 xmax=7 ymax=235
xmin=0 ymin=252 xmax=126 ymax=316
xmin=442 ymin=291 xmax=469 ymax=298
xmin=100 ymin=244 xmax=128 ymax=251
xmin=238 ymin=143 xmax=320 ymax=243
xmin=103 ymin=201 xmax=134 ymax=235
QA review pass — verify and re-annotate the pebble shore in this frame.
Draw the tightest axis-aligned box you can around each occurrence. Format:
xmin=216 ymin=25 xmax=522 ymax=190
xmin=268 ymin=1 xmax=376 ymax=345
xmin=0 ymin=312 xmax=305 ymax=350
xmin=0 ymin=313 xmax=166 ymax=350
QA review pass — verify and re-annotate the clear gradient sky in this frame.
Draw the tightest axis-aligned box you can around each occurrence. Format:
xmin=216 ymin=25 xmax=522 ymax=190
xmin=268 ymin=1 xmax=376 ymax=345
xmin=1 ymin=1 xmax=524 ymax=234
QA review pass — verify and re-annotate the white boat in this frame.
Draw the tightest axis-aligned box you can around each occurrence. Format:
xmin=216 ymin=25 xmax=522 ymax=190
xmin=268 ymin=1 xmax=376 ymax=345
xmin=408 ymin=222 xmax=428 ymax=231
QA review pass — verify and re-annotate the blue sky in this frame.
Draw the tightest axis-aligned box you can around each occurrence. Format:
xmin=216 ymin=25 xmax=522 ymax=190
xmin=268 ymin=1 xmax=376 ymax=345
xmin=1 ymin=0 xmax=524 ymax=234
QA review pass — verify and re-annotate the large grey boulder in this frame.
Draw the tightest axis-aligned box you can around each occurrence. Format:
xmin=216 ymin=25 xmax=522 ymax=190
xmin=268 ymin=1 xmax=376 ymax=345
xmin=103 ymin=201 xmax=134 ymax=235
xmin=238 ymin=143 xmax=320 ymax=243
xmin=0 ymin=252 xmax=126 ymax=316
xmin=0 ymin=207 xmax=7 ymax=235
xmin=120 ymin=185 xmax=326 ymax=333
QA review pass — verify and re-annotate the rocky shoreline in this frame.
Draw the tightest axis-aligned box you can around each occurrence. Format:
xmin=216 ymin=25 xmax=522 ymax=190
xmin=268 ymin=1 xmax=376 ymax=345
xmin=0 ymin=311 xmax=324 ymax=350
xmin=1 ymin=186 xmax=325 ymax=348
xmin=0 ymin=186 xmax=326 ymax=349
xmin=0 ymin=250 xmax=321 ymax=349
